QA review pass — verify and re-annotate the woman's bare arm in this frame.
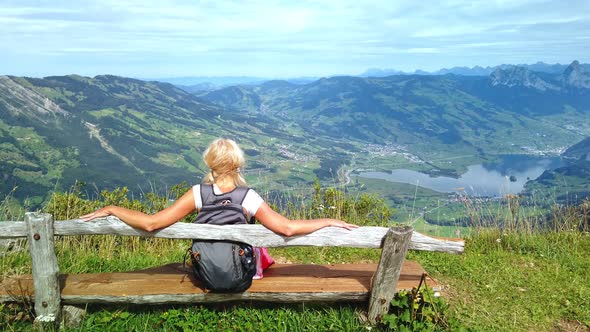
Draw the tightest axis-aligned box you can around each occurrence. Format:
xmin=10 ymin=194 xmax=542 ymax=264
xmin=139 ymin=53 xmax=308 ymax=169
xmin=254 ymin=202 xmax=358 ymax=236
xmin=79 ymin=189 xmax=197 ymax=232
xmin=80 ymin=190 xmax=357 ymax=235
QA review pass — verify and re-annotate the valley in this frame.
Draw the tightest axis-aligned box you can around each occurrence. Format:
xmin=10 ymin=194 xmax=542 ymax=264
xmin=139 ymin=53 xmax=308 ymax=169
xmin=1 ymin=61 xmax=589 ymax=228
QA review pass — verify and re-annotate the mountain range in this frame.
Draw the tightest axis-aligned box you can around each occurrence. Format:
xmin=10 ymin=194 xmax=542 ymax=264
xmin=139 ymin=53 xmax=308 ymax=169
xmin=199 ymin=61 xmax=589 ymax=150
xmin=0 ymin=75 xmax=254 ymax=204
xmin=1 ymin=61 xmax=589 ymax=207
xmin=360 ymin=61 xmax=590 ymax=78
xmin=151 ymin=61 xmax=590 ymax=92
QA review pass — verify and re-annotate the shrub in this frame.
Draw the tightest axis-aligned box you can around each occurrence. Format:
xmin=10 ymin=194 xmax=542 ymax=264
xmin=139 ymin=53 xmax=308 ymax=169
xmin=309 ymin=179 xmax=394 ymax=226
xmin=381 ymin=275 xmax=462 ymax=331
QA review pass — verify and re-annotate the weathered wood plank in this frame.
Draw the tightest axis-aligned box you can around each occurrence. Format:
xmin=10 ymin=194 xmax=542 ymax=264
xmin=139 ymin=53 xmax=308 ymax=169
xmin=61 ymin=293 xmax=369 ymax=304
xmin=0 ymin=218 xmax=464 ymax=253
xmin=368 ymin=226 xmax=414 ymax=324
xmin=25 ymin=212 xmax=61 ymax=326
xmin=54 ymin=217 xmax=389 ymax=248
xmin=0 ymin=221 xmax=26 ymax=238
xmin=1 ymin=262 xmax=438 ymax=305
xmin=410 ymin=231 xmax=464 ymax=253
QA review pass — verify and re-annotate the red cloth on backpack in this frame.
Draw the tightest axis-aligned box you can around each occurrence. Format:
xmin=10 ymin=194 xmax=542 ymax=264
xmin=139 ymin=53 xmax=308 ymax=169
xmin=253 ymin=247 xmax=275 ymax=279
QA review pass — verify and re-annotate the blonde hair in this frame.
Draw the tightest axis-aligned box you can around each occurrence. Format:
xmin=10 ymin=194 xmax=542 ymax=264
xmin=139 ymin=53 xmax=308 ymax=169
xmin=202 ymin=138 xmax=247 ymax=187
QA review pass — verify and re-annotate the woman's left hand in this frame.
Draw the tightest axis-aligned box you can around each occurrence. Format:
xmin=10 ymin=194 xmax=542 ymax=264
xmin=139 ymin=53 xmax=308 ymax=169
xmin=329 ymin=219 xmax=359 ymax=230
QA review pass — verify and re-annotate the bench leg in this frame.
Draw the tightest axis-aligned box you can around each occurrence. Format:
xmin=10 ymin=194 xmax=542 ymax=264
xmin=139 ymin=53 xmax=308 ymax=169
xmin=367 ymin=226 xmax=413 ymax=324
xmin=25 ymin=212 xmax=61 ymax=329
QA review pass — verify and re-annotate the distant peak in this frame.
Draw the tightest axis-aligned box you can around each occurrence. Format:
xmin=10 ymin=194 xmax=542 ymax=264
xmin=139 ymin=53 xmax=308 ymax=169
xmin=490 ymin=65 xmax=529 ymax=80
xmin=260 ymin=79 xmax=294 ymax=88
xmin=563 ymin=60 xmax=584 ymax=74
xmin=489 ymin=66 xmax=559 ymax=91
xmin=562 ymin=60 xmax=590 ymax=89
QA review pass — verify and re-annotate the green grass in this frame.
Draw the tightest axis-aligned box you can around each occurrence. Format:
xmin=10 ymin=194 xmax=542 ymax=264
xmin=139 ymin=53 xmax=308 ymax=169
xmin=87 ymin=108 xmax=119 ymax=119
xmin=2 ymin=187 xmax=589 ymax=331
xmin=411 ymin=230 xmax=590 ymax=331
xmin=4 ymin=230 xmax=588 ymax=331
xmin=115 ymin=303 xmax=365 ymax=332
xmin=411 ymin=218 xmax=470 ymax=238
xmin=2 ymin=302 xmax=370 ymax=332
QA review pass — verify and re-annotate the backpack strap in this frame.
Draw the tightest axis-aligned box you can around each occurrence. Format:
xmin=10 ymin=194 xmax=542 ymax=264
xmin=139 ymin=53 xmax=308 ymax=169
xmin=199 ymin=184 xmax=214 ymax=207
xmin=232 ymin=187 xmax=251 ymax=205
xmin=198 ymin=184 xmax=254 ymax=224
xmin=199 ymin=184 xmax=251 ymax=206
xmin=231 ymin=187 xmax=253 ymax=223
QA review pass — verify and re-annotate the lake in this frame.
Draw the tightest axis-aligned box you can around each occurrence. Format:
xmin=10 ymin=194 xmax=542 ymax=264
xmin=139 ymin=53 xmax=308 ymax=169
xmin=358 ymin=155 xmax=566 ymax=197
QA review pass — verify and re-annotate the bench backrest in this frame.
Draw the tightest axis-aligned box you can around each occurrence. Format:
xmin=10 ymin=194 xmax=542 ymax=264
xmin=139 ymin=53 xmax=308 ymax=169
xmin=1 ymin=214 xmax=464 ymax=252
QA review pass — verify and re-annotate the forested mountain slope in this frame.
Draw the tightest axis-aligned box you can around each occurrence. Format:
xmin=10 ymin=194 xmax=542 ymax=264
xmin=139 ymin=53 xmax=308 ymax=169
xmin=1 ymin=61 xmax=589 ymax=206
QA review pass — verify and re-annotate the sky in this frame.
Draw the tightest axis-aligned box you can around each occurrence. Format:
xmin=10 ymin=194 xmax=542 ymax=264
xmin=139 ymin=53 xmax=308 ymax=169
xmin=1 ymin=0 xmax=589 ymax=79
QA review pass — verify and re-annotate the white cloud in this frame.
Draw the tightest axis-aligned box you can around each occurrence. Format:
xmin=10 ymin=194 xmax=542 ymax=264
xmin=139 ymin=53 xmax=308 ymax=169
xmin=0 ymin=0 xmax=588 ymax=76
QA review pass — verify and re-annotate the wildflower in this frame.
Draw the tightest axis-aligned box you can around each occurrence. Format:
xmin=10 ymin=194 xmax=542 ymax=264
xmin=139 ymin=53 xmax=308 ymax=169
xmin=36 ymin=314 xmax=56 ymax=322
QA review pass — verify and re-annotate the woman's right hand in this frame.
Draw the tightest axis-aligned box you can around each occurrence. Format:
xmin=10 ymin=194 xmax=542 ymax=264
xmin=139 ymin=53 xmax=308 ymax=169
xmin=79 ymin=206 xmax=113 ymax=222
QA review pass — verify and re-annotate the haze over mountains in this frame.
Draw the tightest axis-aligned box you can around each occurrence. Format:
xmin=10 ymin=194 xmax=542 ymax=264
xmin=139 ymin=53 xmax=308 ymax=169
xmin=360 ymin=61 xmax=590 ymax=78
xmin=151 ymin=61 xmax=590 ymax=92
xmin=1 ymin=60 xmax=589 ymax=206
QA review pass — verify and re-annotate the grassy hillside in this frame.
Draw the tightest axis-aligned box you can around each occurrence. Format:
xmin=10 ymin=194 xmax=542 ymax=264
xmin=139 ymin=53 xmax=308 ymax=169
xmin=2 ymin=68 xmax=590 ymax=212
xmin=520 ymin=138 xmax=590 ymax=205
xmin=562 ymin=136 xmax=590 ymax=161
xmin=0 ymin=75 xmax=359 ymax=206
xmin=524 ymin=160 xmax=590 ymax=204
xmin=201 ymin=73 xmax=590 ymax=163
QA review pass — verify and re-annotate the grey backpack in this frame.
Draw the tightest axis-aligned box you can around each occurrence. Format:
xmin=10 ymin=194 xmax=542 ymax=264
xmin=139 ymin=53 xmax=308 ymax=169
xmin=189 ymin=185 xmax=257 ymax=292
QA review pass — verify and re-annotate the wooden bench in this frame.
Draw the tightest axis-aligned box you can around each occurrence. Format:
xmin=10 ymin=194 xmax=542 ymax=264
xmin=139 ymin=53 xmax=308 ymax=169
xmin=0 ymin=212 xmax=464 ymax=327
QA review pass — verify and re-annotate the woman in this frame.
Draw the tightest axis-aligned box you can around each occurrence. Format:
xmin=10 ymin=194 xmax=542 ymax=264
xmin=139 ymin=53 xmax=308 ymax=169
xmin=80 ymin=138 xmax=357 ymax=235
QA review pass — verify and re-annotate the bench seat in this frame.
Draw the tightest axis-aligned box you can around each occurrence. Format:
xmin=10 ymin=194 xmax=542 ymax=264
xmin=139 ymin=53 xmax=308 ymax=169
xmin=1 ymin=261 xmax=438 ymax=304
